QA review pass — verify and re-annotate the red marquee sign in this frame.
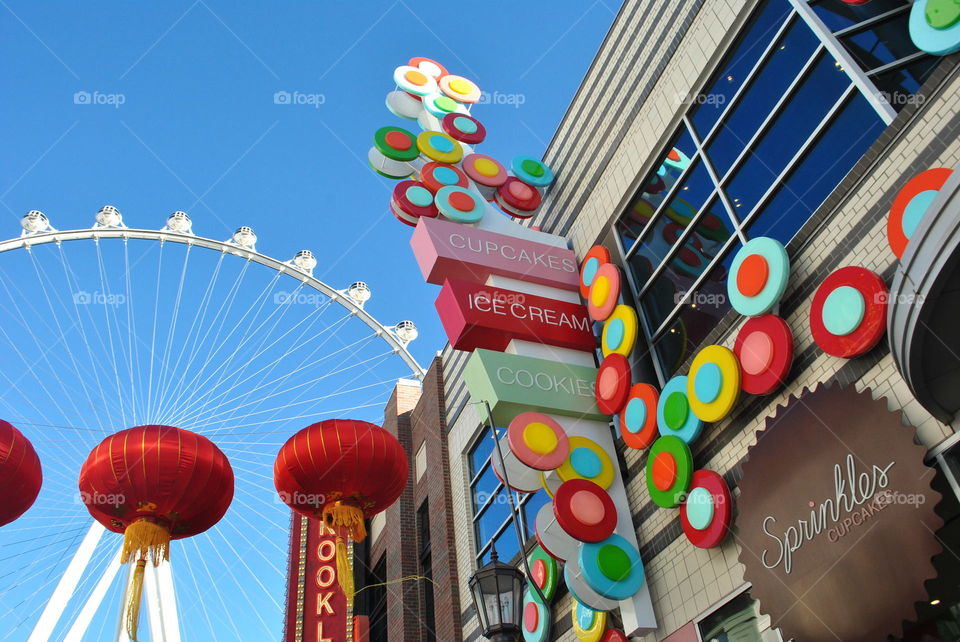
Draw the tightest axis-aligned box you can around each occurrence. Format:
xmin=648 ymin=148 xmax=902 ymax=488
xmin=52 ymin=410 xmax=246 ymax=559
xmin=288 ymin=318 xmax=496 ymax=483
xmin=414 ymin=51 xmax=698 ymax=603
xmin=284 ymin=514 xmax=348 ymax=642
xmin=435 ymin=278 xmax=596 ymax=353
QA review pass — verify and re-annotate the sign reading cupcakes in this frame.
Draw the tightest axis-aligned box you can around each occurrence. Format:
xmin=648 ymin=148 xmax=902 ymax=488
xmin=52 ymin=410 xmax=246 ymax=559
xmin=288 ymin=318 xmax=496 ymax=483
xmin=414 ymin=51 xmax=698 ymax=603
xmin=369 ymin=58 xmax=657 ymax=636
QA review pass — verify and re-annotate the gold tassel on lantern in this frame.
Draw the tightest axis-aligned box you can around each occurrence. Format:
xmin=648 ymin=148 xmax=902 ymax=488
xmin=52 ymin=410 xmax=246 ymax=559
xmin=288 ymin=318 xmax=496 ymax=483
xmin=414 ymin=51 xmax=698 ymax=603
xmin=322 ymin=502 xmax=366 ymax=604
xmin=120 ymin=519 xmax=172 ymax=642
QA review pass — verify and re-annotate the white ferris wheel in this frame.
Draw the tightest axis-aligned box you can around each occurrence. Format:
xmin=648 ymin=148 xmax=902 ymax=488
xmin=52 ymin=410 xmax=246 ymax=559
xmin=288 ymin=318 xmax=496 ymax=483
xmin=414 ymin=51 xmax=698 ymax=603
xmin=0 ymin=206 xmax=424 ymax=641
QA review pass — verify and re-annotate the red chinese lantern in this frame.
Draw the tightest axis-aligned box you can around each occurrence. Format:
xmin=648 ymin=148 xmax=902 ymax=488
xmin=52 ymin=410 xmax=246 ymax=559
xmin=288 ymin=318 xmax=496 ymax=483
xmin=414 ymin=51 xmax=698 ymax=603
xmin=274 ymin=419 xmax=408 ymax=600
xmin=78 ymin=425 xmax=234 ymax=641
xmin=0 ymin=419 xmax=42 ymax=527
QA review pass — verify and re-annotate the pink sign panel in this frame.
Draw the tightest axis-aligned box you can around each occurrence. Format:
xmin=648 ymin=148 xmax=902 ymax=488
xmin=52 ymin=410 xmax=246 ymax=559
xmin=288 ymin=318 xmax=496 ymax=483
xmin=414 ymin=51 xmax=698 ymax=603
xmin=435 ymin=278 xmax=596 ymax=353
xmin=410 ymin=216 xmax=579 ymax=290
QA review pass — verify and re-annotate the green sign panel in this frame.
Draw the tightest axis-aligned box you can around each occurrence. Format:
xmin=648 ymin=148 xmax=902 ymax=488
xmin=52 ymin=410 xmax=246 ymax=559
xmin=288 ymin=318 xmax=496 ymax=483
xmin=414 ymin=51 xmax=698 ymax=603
xmin=463 ymin=349 xmax=603 ymax=424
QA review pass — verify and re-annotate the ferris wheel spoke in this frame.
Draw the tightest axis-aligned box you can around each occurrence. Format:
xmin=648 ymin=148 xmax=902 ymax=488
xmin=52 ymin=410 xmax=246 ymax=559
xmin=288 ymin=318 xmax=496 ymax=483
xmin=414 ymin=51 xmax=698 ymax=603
xmin=148 ymin=256 xmax=254 ymax=424
xmin=183 ymin=346 xmax=389 ymax=429
xmin=179 ymin=538 xmax=220 ymax=641
xmin=153 ymin=266 xmax=281 ymax=423
xmin=56 ymin=244 xmax=126 ymax=431
xmin=27 ymin=250 xmax=106 ymax=431
xmin=172 ymin=324 xmax=373 ymax=428
xmin=150 ymin=242 xmax=193 ymax=423
xmin=185 ymin=536 xmax=243 ymax=641
xmin=93 ymin=240 xmax=133 ymax=428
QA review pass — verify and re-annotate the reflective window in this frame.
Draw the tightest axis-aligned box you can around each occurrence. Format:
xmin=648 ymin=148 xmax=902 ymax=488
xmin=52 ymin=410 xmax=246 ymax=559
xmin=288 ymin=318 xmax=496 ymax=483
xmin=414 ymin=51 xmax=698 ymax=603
xmin=689 ymin=0 xmax=794 ymax=136
xmin=747 ymin=91 xmax=885 ymax=244
xmin=612 ymin=0 xmax=937 ymax=382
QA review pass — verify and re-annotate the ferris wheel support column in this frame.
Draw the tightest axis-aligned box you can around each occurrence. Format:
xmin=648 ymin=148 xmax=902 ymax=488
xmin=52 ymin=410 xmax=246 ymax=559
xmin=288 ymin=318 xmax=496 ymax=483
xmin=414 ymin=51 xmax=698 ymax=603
xmin=63 ymin=547 xmax=123 ymax=642
xmin=28 ymin=521 xmax=106 ymax=642
xmin=143 ymin=558 xmax=181 ymax=642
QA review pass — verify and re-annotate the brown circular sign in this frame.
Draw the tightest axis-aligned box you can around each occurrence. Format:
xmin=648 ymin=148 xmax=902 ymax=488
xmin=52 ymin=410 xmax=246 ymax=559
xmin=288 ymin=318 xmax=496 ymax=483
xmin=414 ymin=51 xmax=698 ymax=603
xmin=737 ymin=384 xmax=942 ymax=641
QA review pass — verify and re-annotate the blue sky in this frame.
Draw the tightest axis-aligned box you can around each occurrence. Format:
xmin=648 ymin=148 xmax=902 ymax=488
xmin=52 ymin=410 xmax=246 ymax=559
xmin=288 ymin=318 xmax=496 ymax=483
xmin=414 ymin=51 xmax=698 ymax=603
xmin=0 ymin=2 xmax=618 ymax=640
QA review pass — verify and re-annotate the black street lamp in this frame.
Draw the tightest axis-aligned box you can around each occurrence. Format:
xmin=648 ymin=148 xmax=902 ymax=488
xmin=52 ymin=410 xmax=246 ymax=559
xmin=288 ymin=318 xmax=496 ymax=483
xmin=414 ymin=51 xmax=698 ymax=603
xmin=468 ymin=545 xmax=526 ymax=642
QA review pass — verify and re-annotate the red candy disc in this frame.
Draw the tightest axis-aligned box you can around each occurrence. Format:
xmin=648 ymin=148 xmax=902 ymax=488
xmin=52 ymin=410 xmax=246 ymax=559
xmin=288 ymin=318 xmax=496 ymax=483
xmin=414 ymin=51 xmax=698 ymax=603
xmin=420 ymin=162 xmax=468 ymax=193
xmin=619 ymin=383 xmax=659 ymax=450
xmin=734 ymin=314 xmax=793 ymax=395
xmin=441 ymin=113 xmax=486 ymax=145
xmin=680 ymin=469 xmax=732 ymax=549
xmin=580 ymin=246 xmax=612 ymax=299
xmin=601 ymin=631 xmax=630 ymax=642
xmin=391 ymin=180 xmax=438 ymax=222
xmin=809 ymin=266 xmax=887 ymax=358
xmin=496 ymin=177 xmax=541 ymax=218
xmin=553 ymin=479 xmax=617 ymax=543
xmin=595 ymin=353 xmax=631 ymax=415
xmin=887 ymin=167 xmax=952 ymax=259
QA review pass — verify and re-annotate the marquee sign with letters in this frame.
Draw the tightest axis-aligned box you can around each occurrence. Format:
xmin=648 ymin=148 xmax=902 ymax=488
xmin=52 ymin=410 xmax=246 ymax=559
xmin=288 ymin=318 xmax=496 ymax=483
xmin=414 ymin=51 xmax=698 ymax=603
xmin=284 ymin=513 xmax=349 ymax=642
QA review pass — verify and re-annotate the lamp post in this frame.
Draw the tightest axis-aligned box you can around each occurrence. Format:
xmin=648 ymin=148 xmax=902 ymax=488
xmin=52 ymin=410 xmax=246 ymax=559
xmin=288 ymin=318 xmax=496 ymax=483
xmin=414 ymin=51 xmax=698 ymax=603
xmin=468 ymin=545 xmax=525 ymax=642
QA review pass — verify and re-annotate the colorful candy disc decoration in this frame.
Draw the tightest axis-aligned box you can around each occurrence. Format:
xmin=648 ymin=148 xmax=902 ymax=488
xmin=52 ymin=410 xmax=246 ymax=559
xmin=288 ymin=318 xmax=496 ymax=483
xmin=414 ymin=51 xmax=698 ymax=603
xmin=374 ymin=126 xmax=420 ymax=162
xmin=646 ymin=435 xmax=694 ymax=508
xmin=619 ymin=383 xmax=660 ymax=450
xmin=512 ymin=155 xmax=555 ymax=188
xmin=580 ymin=246 xmax=611 ymax=299
xmin=571 ymin=599 xmax=608 ymax=642
xmin=687 ymin=345 xmax=741 ymax=422
xmin=522 ymin=589 xmax=551 ymax=642
xmin=727 ymin=237 xmax=790 ymax=316
xmin=579 ymin=534 xmax=645 ymax=601
xmin=553 ymin=479 xmax=617 ymax=543
xmin=680 ymin=469 xmax=732 ymax=549
xmin=420 ymin=161 xmax=468 ymax=192
xmin=535 ymin=501 xmax=580 ymax=561
xmin=491 ymin=435 xmax=543 ymax=493
xmin=408 ymin=56 xmax=448 ymax=79
xmin=809 ymin=266 xmax=888 ymax=358
xmin=385 ymin=90 xmax=422 ymax=120
xmin=529 ymin=545 xmax=559 ymax=600
xmin=439 ymin=74 xmax=482 ymax=103
xmin=909 ymin=0 xmax=960 ymax=55
xmin=656 ymin=376 xmax=704 ymax=444
xmin=595 ymin=353 xmax=631 ymax=415
xmin=556 ymin=436 xmax=615 ymax=490
xmin=393 ymin=64 xmax=438 ymax=96
xmin=507 ymin=412 xmax=570 ymax=471
xmin=423 ymin=91 xmax=468 ymax=118
xmin=390 ymin=180 xmax=438 ymax=227
xmin=368 ymin=147 xmax=415 ymax=180
xmin=416 ymin=130 xmax=464 ymax=164
xmin=600 ymin=631 xmax=630 ymax=642
xmin=601 ymin=304 xmax=638 ymax=357
xmin=587 ymin=263 xmax=621 ymax=322
xmin=734 ymin=314 xmax=794 ymax=395
xmin=462 ymin=153 xmax=508 ymax=199
xmin=887 ymin=167 xmax=953 ymax=258
xmin=442 ymin=113 xmax=486 ymax=145
xmin=496 ymin=177 xmax=542 ymax=219
xmin=435 ymin=186 xmax=486 ymax=223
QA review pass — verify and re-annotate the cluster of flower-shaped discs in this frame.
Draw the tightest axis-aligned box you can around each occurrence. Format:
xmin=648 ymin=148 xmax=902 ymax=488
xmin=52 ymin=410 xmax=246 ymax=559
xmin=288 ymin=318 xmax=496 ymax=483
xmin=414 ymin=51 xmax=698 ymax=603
xmin=371 ymin=57 xmax=555 ymax=227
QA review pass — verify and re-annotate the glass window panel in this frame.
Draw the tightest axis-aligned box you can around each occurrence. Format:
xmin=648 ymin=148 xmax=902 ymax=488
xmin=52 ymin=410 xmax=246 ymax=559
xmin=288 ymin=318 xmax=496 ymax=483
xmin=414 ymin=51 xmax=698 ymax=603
xmin=651 ymin=244 xmax=738 ymax=377
xmin=704 ymin=20 xmax=821 ymax=176
xmin=469 ymin=426 xmax=494 ymax=477
xmin=871 ymin=55 xmax=940 ymax=110
xmin=746 ymin=91 xmax=885 ymax=245
xmin=638 ymin=197 xmax=734 ymax=334
xmin=472 ymin=465 xmax=501 ymax=514
xmin=475 ymin=488 xmax=511 ymax=545
xmin=811 ymin=0 xmax=907 ymax=33
xmin=616 ymin=126 xmax=697 ymax=250
xmin=479 ymin=526 xmax=521 ymax=565
xmin=689 ymin=0 xmax=794 ymax=136
xmin=520 ymin=490 xmax=550 ymax=540
xmin=724 ymin=53 xmax=851 ymax=213
xmin=838 ymin=11 xmax=920 ymax=71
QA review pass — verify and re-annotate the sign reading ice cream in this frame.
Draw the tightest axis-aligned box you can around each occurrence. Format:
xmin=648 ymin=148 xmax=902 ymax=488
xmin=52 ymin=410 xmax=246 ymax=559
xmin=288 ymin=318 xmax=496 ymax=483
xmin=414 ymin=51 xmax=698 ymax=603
xmin=435 ymin=278 xmax=595 ymax=352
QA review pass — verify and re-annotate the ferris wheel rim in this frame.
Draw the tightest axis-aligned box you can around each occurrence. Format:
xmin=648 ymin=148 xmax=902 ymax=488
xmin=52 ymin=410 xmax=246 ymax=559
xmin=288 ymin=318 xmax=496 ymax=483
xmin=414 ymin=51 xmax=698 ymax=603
xmin=0 ymin=226 xmax=426 ymax=380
